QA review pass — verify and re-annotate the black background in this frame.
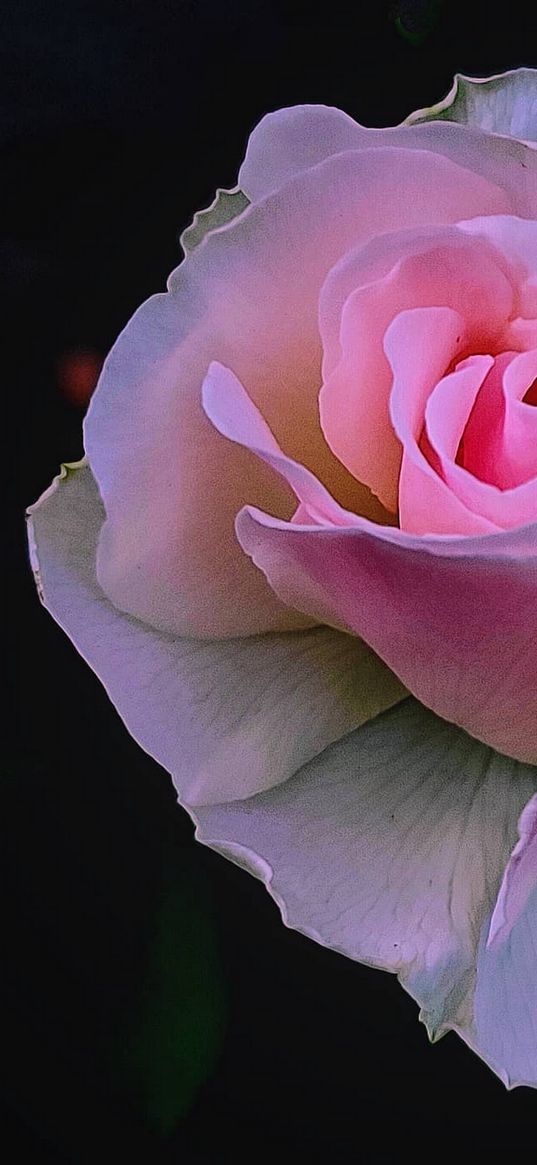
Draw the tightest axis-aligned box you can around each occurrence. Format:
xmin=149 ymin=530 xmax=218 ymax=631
xmin=6 ymin=2 xmax=537 ymax=1160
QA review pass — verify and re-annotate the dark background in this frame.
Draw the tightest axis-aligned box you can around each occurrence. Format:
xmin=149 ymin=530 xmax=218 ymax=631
xmin=6 ymin=1 xmax=536 ymax=1160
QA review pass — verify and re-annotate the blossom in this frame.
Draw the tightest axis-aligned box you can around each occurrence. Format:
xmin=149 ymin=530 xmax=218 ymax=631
xmin=28 ymin=69 xmax=537 ymax=1087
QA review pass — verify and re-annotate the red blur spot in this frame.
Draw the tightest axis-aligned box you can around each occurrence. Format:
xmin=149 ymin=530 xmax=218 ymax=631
xmin=57 ymin=349 xmax=103 ymax=406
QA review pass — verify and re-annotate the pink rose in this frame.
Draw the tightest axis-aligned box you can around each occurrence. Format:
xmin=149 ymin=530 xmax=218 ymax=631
xmin=28 ymin=69 xmax=537 ymax=1087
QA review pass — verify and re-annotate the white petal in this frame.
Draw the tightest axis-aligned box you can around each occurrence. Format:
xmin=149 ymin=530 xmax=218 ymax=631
xmin=238 ymin=103 xmax=537 ymax=215
xmin=474 ymin=882 xmax=537 ymax=1088
xmin=194 ymin=700 xmax=537 ymax=1086
xmin=404 ymin=68 xmax=537 ymax=144
xmin=27 ymin=462 xmax=405 ymax=806
xmin=487 ymin=794 xmax=537 ymax=948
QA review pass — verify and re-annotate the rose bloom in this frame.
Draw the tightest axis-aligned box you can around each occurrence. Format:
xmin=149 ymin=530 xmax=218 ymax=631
xmin=28 ymin=69 xmax=537 ymax=1087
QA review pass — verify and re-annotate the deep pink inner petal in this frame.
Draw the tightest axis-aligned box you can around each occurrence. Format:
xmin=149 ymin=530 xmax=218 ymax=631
xmin=385 ymin=307 xmax=501 ymax=534
xmin=458 ymin=349 xmax=537 ymax=488
xmin=319 ymin=233 xmax=514 ymax=512
xmin=423 ymin=356 xmax=537 ymax=528
xmin=425 ymin=355 xmax=493 ymax=462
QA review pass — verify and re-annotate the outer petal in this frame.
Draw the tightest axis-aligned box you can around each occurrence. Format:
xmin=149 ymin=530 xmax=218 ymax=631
xmin=85 ymin=148 xmax=511 ymax=638
xmin=239 ymin=105 xmax=537 ymax=213
xmin=474 ymin=882 xmax=537 ymax=1088
xmin=193 ymin=699 xmax=537 ymax=1087
xmin=180 ymin=186 xmax=250 ymax=254
xmin=404 ymin=68 xmax=537 ymax=145
xmin=203 ymin=357 xmax=537 ymax=761
xmin=487 ymin=793 xmax=537 ymax=949
xmin=26 ymin=462 xmax=406 ymax=805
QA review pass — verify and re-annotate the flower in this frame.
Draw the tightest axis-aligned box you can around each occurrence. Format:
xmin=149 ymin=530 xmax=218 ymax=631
xmin=28 ymin=69 xmax=537 ymax=1088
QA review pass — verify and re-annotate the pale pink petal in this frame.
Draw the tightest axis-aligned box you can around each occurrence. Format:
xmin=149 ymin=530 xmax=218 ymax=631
xmin=26 ymin=463 xmax=406 ymax=806
xmin=85 ymin=149 xmax=511 ymax=637
xmin=424 ymin=356 xmax=537 ymax=528
xmin=319 ymin=231 xmax=513 ymax=511
xmin=457 ymin=213 xmax=537 ymax=272
xmin=487 ymin=793 xmax=537 ymax=948
xmin=319 ymin=223 xmax=512 ymax=380
xmin=457 ymin=216 xmax=537 ymax=357
xmin=194 ymin=699 xmax=537 ymax=1087
xmin=239 ymin=105 xmax=537 ymax=215
xmin=509 ymin=317 xmax=537 ymax=348
xmin=201 ymin=362 xmax=356 ymax=528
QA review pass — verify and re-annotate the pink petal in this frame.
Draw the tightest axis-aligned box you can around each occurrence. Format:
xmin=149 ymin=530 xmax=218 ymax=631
xmin=424 ymin=355 xmax=537 ymax=528
xmin=458 ymin=215 xmax=537 ymax=354
xmin=425 ymin=355 xmax=495 ymax=464
xmin=386 ymin=307 xmax=501 ymax=534
xmin=26 ymin=462 xmax=406 ymax=806
xmin=239 ymin=105 xmax=537 ymax=214
xmin=200 ymin=358 xmax=537 ymax=760
xmin=502 ymin=350 xmax=537 ymax=482
xmin=236 ymin=498 xmax=537 ymax=761
xmin=85 ymin=149 xmax=511 ymax=637
xmin=318 ymin=223 xmax=511 ymax=380
xmin=487 ymin=793 xmax=537 ymax=948
xmin=460 ymin=349 xmax=537 ymax=489
xmin=319 ymin=230 xmax=513 ymax=512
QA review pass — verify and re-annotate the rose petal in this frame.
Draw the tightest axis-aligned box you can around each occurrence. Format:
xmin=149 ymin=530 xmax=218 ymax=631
xmin=404 ymin=68 xmax=537 ymax=144
xmin=459 ymin=349 xmax=537 ymax=490
xmin=474 ymin=881 xmax=537 ymax=1088
xmin=424 ymin=355 xmax=537 ymax=529
xmin=501 ymin=350 xmax=537 ymax=483
xmin=457 ymin=216 xmax=537 ymax=367
xmin=319 ymin=222 xmax=513 ymax=381
xmin=239 ymin=104 xmax=537 ymax=213
xmin=202 ymin=361 xmax=357 ymax=528
xmin=319 ymin=229 xmax=513 ymax=512
xmin=457 ymin=213 xmax=537 ymax=281
xmin=487 ymin=793 xmax=537 ymax=948
xmin=385 ymin=307 xmax=501 ymax=534
xmin=200 ymin=358 xmax=537 ymax=761
xmin=85 ymin=148 xmax=511 ymax=637
xmin=26 ymin=462 xmax=406 ymax=805
xmin=237 ymin=502 xmax=537 ymax=762
xmin=193 ymin=698 xmax=537 ymax=1087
